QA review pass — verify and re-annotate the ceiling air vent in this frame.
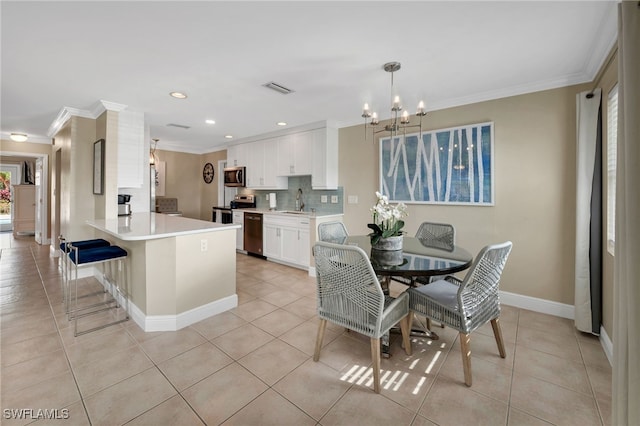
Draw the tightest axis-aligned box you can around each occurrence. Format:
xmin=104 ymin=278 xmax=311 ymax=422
xmin=262 ymin=81 xmax=294 ymax=95
xmin=166 ymin=123 xmax=191 ymax=130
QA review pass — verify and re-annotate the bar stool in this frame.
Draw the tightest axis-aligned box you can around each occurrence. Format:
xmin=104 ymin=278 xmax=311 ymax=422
xmin=67 ymin=244 xmax=129 ymax=336
xmin=58 ymin=236 xmax=111 ymax=311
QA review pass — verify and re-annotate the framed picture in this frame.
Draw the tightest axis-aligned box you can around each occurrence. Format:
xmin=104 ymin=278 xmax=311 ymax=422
xmin=379 ymin=122 xmax=494 ymax=205
xmin=93 ymin=139 xmax=105 ymax=195
xmin=155 ymin=160 xmax=166 ymax=196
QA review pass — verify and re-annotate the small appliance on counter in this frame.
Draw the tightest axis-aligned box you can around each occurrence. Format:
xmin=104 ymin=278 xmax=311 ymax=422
xmin=118 ymin=194 xmax=132 ymax=216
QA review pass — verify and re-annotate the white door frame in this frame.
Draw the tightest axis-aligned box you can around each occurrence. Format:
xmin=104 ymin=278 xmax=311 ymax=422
xmin=35 ymin=157 xmax=49 ymax=244
xmin=0 ymin=163 xmax=22 ymax=232
xmin=1 ymin=151 xmax=49 ymax=243
xmin=218 ymin=160 xmax=236 ymax=207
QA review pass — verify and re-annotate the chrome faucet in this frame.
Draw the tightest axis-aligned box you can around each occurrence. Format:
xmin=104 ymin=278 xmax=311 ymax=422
xmin=295 ymin=188 xmax=304 ymax=211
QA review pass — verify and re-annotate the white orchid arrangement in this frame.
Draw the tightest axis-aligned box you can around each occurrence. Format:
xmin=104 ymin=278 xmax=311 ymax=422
xmin=368 ymin=191 xmax=408 ymax=245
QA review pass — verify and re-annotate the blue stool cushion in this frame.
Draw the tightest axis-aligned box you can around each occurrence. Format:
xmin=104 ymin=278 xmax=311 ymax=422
xmin=69 ymin=246 xmax=127 ymax=265
xmin=60 ymin=238 xmax=110 ymax=251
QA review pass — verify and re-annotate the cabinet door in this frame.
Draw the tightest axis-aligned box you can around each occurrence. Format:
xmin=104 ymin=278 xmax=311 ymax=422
xmin=232 ymin=212 xmax=244 ymax=250
xmin=280 ymin=226 xmax=299 ymax=264
xmin=312 ymin=127 xmax=339 ymax=189
xmin=297 ymin=227 xmax=310 ymax=267
xmin=293 ymin=131 xmax=312 ymax=175
xmin=276 ymin=135 xmax=294 ymax=176
xmin=263 ymin=224 xmax=281 ymax=258
xmin=262 ymin=138 xmax=286 ymax=188
xmin=278 ymin=132 xmax=312 ymax=176
xmin=227 ymin=145 xmax=237 ymax=167
xmin=227 ymin=144 xmax=248 ymax=167
xmin=246 ymin=141 xmax=265 ymax=188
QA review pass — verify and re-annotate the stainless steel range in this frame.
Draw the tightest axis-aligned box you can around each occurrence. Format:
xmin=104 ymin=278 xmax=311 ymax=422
xmin=230 ymin=194 xmax=256 ymax=210
xmin=212 ymin=194 xmax=256 ymax=224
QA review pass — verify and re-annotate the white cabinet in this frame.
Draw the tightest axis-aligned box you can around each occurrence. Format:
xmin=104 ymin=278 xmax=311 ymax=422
xmin=117 ymin=110 xmax=145 ymax=188
xmin=228 ymin=123 xmax=337 ymax=189
xmin=263 ymin=222 xmax=281 ymax=259
xmin=263 ymin=214 xmax=310 ymax=268
xmin=311 ymin=127 xmax=339 ymax=189
xmin=227 ymin=143 xmax=247 ymax=167
xmin=246 ymin=139 xmax=287 ymax=190
xmin=277 ymin=132 xmax=312 ymax=176
xmin=11 ymin=185 xmax=36 ymax=236
xmin=232 ymin=211 xmax=244 ymax=251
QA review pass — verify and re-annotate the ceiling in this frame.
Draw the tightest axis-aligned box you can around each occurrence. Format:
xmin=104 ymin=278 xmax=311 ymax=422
xmin=1 ymin=1 xmax=617 ymax=154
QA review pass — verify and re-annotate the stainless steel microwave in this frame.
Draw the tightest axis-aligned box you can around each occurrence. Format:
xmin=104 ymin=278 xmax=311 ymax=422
xmin=223 ymin=166 xmax=246 ymax=187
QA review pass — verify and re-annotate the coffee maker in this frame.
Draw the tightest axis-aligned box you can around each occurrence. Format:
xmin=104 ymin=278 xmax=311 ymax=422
xmin=118 ymin=194 xmax=132 ymax=216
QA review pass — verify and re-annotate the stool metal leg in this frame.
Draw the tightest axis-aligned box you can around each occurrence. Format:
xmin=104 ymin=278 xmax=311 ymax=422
xmin=71 ymin=248 xmax=129 ymax=337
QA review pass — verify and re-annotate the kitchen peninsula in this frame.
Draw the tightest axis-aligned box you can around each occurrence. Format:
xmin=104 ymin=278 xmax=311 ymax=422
xmin=86 ymin=213 xmax=239 ymax=332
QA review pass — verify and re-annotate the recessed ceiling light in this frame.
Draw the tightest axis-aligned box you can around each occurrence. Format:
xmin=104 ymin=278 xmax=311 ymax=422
xmin=10 ymin=133 xmax=28 ymax=142
xmin=277 ymin=122 xmax=287 ymax=126
xmin=169 ymin=92 xmax=187 ymax=99
xmin=205 ymin=119 xmax=215 ymax=124
xmin=225 ymin=135 xmax=233 ymax=139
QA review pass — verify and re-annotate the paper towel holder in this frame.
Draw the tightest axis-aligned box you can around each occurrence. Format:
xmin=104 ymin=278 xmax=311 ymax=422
xmin=268 ymin=193 xmax=277 ymax=211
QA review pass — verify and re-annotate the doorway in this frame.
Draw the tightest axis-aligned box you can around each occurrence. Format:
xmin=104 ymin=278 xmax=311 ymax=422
xmin=0 ymin=163 xmax=22 ymax=232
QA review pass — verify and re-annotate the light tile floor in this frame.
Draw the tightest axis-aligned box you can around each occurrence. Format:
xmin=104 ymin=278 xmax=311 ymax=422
xmin=0 ymin=234 xmax=612 ymax=425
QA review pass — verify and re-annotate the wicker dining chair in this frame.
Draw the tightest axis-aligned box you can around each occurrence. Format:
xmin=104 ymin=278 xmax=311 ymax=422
xmin=393 ymin=221 xmax=456 ymax=288
xmin=312 ymin=241 xmax=412 ymax=393
xmin=318 ymin=221 xmax=349 ymax=243
xmin=408 ymin=241 xmax=513 ymax=386
xmin=415 ymin=221 xmax=456 ymax=251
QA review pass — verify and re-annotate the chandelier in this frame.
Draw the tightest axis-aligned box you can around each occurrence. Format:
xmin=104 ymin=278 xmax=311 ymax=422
xmin=361 ymin=62 xmax=427 ymax=140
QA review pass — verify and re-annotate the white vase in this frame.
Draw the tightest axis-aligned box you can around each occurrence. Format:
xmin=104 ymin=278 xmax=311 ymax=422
xmin=372 ymin=235 xmax=403 ymax=251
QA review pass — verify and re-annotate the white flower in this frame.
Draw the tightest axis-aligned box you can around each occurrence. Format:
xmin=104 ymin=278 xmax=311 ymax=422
xmin=369 ymin=191 xmax=408 ymax=237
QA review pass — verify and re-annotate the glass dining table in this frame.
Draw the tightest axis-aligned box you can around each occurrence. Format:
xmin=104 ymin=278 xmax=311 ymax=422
xmin=342 ymin=234 xmax=473 ymax=285
xmin=327 ymin=234 xmax=474 ymax=356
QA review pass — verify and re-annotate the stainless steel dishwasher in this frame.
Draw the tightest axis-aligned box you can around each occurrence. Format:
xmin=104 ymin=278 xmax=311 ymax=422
xmin=244 ymin=212 xmax=264 ymax=257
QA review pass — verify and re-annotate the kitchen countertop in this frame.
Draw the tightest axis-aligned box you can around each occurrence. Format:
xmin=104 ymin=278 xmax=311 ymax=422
xmin=87 ymin=212 xmax=239 ymax=241
xmin=232 ymin=208 xmax=343 ymax=218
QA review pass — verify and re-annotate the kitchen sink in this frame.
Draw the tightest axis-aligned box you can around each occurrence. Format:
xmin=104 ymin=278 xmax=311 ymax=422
xmin=280 ymin=211 xmax=307 ymax=215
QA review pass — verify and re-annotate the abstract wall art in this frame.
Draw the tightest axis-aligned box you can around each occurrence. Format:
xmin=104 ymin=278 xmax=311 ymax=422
xmin=379 ymin=122 xmax=494 ymax=205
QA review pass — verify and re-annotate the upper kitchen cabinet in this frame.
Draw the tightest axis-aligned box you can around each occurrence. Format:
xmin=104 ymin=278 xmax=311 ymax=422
xmin=227 ymin=143 xmax=247 ymax=167
xmin=311 ymin=127 xmax=338 ymax=190
xmin=117 ymin=110 xmax=145 ymax=188
xmin=246 ymin=138 xmax=287 ymax=190
xmin=277 ymin=132 xmax=312 ymax=177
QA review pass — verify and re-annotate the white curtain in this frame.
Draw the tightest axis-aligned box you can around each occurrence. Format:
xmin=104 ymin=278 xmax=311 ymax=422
xmin=575 ymin=88 xmax=601 ymax=333
xmin=613 ymin=2 xmax=640 ymax=425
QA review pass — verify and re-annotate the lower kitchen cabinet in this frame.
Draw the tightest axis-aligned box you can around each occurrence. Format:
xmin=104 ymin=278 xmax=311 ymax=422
xmin=232 ymin=211 xmax=244 ymax=251
xmin=263 ymin=214 xmax=310 ymax=268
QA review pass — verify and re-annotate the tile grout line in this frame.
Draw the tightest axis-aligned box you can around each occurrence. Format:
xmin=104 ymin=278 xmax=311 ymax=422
xmin=28 ymin=244 xmax=94 ymax=425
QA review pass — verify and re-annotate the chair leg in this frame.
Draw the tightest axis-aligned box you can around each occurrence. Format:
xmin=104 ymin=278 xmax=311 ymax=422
xmin=459 ymin=332 xmax=472 ymax=387
xmin=490 ymin=318 xmax=506 ymax=358
xmin=313 ymin=319 xmax=327 ymax=362
xmin=399 ymin=315 xmax=412 ymax=356
xmin=426 ymin=318 xmax=432 ymax=330
xmin=370 ymin=337 xmax=381 ymax=393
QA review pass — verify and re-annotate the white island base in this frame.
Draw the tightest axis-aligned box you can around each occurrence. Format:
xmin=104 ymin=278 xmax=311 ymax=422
xmin=87 ymin=213 xmax=240 ymax=332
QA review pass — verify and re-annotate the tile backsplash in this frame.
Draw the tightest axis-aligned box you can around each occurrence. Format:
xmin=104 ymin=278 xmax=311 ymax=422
xmin=239 ymin=176 xmax=343 ymax=214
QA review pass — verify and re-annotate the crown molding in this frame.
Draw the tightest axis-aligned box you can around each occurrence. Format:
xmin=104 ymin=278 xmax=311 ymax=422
xmin=47 ymin=100 xmax=129 ymax=137
xmin=583 ymin=4 xmax=618 ymax=81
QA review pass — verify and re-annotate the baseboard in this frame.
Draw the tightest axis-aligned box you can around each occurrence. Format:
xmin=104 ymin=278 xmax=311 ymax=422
xmin=499 ymin=290 xmax=575 ymax=319
xmin=599 ymin=325 xmax=613 ymax=366
xmin=129 ymin=295 xmax=238 ymax=332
